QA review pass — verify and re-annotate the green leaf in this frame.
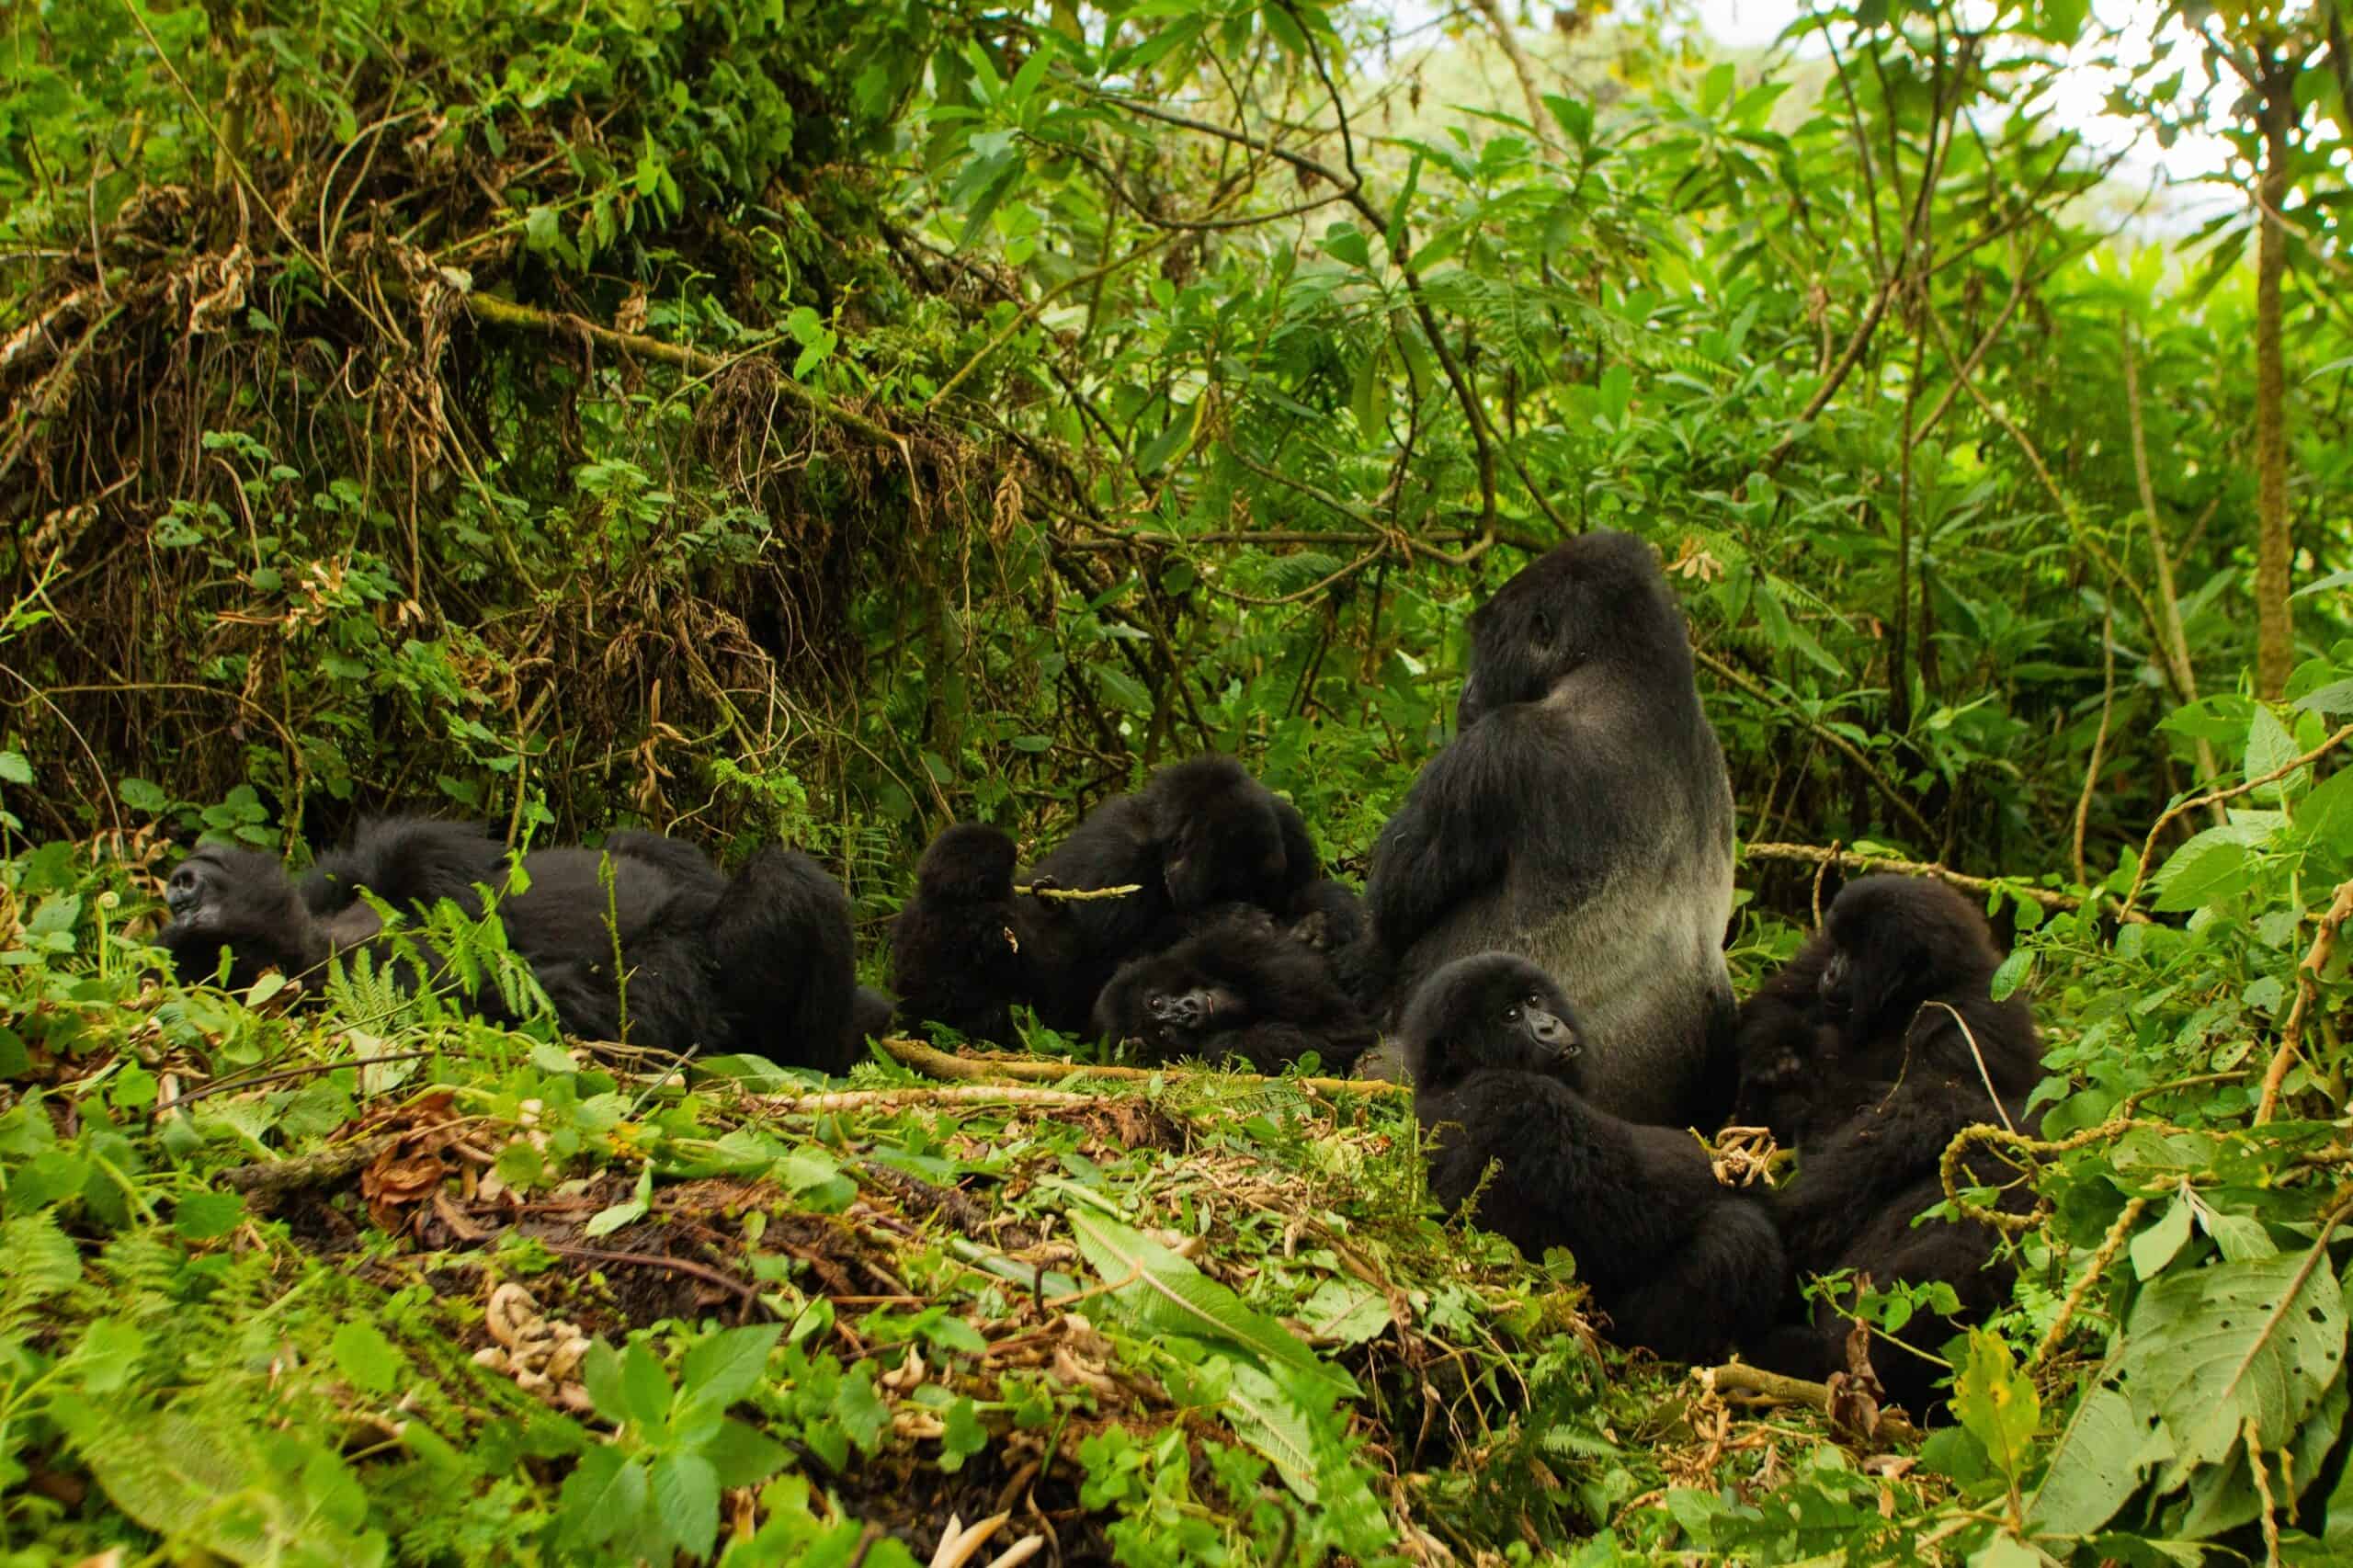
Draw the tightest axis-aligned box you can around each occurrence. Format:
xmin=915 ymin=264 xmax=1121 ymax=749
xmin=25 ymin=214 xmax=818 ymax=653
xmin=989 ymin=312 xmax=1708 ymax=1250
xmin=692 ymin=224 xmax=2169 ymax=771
xmin=2028 ymin=1380 xmax=2150 ymax=1536
xmin=938 ymin=1398 xmax=989 ymax=1472
xmin=704 ymin=1419 xmax=792 ymax=1489
xmin=1066 ymin=1209 xmax=1356 ymax=1398
xmin=2297 ymin=764 xmax=2353 ymax=854
xmin=832 ymin=1362 xmax=892 ymax=1455
xmin=557 ymin=1447 xmax=643 ymax=1549
xmin=621 ymin=1339 xmax=675 ymax=1431
xmin=1989 ymin=948 xmax=2034 ymax=1003
xmin=0 ymin=751 xmax=30 ymax=786
xmin=2243 ymin=705 xmax=2300 ymax=801
xmin=680 ymin=1324 xmax=783 ymax=1413
xmin=2131 ymin=1195 xmax=2194 ymax=1280
xmin=649 ymin=1452 xmax=721 ymax=1561
xmin=331 ymin=1319 xmax=404 ymax=1396
xmin=1952 ymin=1331 xmax=2040 ymax=1482
xmin=2120 ymin=1246 xmax=2347 ymax=1471
xmin=71 ymin=1318 xmax=148 ymax=1395
xmin=2151 ymin=831 xmax=2262 ymax=913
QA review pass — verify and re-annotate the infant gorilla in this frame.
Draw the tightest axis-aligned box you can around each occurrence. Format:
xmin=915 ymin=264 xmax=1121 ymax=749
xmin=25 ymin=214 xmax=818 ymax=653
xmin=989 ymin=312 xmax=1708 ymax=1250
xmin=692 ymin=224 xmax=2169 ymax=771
xmin=1403 ymin=952 xmax=1784 ymax=1364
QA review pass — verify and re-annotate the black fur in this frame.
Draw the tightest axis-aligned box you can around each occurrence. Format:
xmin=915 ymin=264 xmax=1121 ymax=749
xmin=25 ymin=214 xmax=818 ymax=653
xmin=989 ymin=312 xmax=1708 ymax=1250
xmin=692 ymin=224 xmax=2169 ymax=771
xmin=1402 ymin=953 xmax=1785 ymax=1364
xmin=848 ymin=985 xmax=894 ymax=1055
xmin=160 ymin=818 xmax=861 ymax=1072
xmin=1286 ymin=877 xmax=1365 ymax=956
xmin=1733 ymin=875 xmax=2042 ymax=1415
xmin=893 ymin=757 xmax=1322 ymax=1041
xmin=1091 ymin=909 xmax=1377 ymax=1074
xmin=890 ymin=824 xmax=1080 ymax=1044
xmin=1352 ymin=532 xmax=1737 ymax=1126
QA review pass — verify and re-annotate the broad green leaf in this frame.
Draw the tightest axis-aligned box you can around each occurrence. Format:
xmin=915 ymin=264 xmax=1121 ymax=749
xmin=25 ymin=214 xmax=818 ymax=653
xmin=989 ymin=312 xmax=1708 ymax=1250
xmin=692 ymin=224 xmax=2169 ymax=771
xmin=2028 ymin=1380 xmax=2149 ymax=1536
xmin=558 ymin=1447 xmax=644 ymax=1550
xmin=71 ymin=1318 xmax=148 ymax=1395
xmin=704 ymin=1419 xmax=792 ymax=1489
xmin=1067 ymin=1210 xmax=1355 ymax=1397
xmin=649 ymin=1452 xmax=721 ymax=1562
xmin=2120 ymin=1247 xmax=2347 ymax=1471
xmin=680 ymin=1324 xmax=783 ymax=1413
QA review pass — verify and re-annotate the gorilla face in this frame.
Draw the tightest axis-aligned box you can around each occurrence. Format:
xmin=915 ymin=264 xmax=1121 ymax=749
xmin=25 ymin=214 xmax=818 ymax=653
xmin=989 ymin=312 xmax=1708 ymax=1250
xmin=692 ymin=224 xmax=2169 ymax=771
xmin=1400 ymin=951 xmax=1586 ymax=1087
xmin=165 ymin=846 xmax=281 ymax=933
xmin=1456 ymin=531 xmax=1680 ymax=730
xmin=1820 ymin=875 xmax=2004 ymax=1031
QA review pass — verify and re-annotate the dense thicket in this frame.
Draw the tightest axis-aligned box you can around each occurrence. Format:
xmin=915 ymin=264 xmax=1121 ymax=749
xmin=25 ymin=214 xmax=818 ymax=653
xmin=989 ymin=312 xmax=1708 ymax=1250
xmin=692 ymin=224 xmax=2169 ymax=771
xmin=8 ymin=1 xmax=2353 ymax=1562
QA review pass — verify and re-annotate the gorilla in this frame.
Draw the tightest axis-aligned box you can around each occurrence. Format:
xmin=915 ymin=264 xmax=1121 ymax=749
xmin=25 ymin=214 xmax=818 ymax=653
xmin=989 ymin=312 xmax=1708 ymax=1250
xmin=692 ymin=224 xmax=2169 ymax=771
xmin=1351 ymin=531 xmax=1737 ymax=1127
xmin=892 ymin=756 xmax=1325 ymax=1041
xmin=158 ymin=817 xmax=865 ymax=1073
xmin=1285 ymin=878 xmax=1366 ymax=957
xmin=889 ymin=823 xmax=1081 ymax=1045
xmin=1402 ymin=953 xmax=1785 ymax=1364
xmin=1090 ymin=908 xmax=1378 ymax=1074
xmin=1733 ymin=875 xmax=2043 ymax=1415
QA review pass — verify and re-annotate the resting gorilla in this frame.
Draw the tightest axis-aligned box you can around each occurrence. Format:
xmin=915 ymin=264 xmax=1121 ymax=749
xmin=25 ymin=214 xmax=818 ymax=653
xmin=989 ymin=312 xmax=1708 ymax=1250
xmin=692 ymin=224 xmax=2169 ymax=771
xmin=159 ymin=818 xmax=865 ymax=1073
xmin=1733 ymin=875 xmax=2043 ymax=1415
xmin=889 ymin=823 xmax=1082 ymax=1044
xmin=892 ymin=756 xmax=1328 ymax=1041
xmin=1090 ymin=908 xmax=1377 ymax=1074
xmin=1351 ymin=531 xmax=1737 ymax=1127
xmin=1403 ymin=953 xmax=1784 ymax=1364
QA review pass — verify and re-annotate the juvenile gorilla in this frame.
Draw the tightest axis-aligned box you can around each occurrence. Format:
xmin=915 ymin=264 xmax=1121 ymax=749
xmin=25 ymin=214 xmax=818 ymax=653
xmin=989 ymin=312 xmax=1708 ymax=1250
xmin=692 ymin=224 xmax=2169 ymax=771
xmin=1733 ymin=875 xmax=2042 ymax=1415
xmin=1403 ymin=952 xmax=1785 ymax=1365
xmin=160 ymin=818 xmax=864 ymax=1072
xmin=892 ymin=756 xmax=1325 ymax=1040
xmin=1091 ymin=909 xmax=1377 ymax=1074
xmin=1354 ymin=531 xmax=1737 ymax=1126
xmin=890 ymin=823 xmax=1081 ymax=1044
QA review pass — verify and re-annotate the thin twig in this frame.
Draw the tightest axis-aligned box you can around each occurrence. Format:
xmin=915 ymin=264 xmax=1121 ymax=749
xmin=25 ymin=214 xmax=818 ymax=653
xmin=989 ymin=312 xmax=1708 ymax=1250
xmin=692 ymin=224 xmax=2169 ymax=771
xmin=1740 ymin=841 xmax=2142 ymax=921
xmin=1693 ymin=649 xmax=1939 ymax=847
xmin=1011 ymin=882 xmax=1142 ymax=902
xmin=154 ymin=1051 xmax=435 ymax=1112
xmin=2256 ymin=878 xmax=2353 ymax=1124
xmin=2123 ymin=726 xmax=2353 ymax=914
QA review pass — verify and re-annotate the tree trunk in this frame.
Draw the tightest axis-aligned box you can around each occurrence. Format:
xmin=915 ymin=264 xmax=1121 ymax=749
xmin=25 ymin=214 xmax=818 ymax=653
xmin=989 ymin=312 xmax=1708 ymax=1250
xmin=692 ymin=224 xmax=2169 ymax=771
xmin=2253 ymin=50 xmax=2298 ymax=699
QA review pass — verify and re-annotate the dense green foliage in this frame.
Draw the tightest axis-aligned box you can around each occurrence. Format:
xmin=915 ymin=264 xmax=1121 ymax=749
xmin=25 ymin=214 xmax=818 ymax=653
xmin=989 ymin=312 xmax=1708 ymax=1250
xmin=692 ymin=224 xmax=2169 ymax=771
xmin=6 ymin=0 xmax=2353 ymax=1562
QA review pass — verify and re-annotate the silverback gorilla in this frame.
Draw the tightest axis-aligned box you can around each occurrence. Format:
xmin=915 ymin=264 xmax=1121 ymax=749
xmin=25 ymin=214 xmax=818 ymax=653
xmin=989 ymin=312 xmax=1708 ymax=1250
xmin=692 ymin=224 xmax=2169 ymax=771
xmin=1354 ymin=531 xmax=1737 ymax=1125
xmin=159 ymin=818 xmax=864 ymax=1072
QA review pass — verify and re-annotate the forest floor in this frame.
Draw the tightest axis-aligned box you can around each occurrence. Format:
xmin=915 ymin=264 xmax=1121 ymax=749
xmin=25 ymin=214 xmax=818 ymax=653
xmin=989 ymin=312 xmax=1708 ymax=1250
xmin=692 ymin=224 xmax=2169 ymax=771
xmin=3 ymin=916 xmax=1950 ymax=1565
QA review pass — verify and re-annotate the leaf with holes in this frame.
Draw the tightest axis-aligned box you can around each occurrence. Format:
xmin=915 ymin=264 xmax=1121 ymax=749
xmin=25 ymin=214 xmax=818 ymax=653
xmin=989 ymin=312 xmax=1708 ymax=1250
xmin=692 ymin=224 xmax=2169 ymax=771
xmin=2119 ymin=1245 xmax=2347 ymax=1475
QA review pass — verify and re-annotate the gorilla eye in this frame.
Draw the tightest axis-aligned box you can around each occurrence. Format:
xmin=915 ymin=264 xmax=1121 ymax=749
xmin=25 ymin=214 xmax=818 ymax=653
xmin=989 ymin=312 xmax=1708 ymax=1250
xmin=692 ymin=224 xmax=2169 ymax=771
xmin=1503 ymin=1004 xmax=1521 ymax=1022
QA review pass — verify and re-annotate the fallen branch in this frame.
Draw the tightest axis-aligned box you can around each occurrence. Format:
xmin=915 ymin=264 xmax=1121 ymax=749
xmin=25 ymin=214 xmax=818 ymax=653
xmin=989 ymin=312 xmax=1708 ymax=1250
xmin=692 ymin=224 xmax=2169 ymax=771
xmin=216 ymin=1134 xmax=396 ymax=1206
xmin=1741 ymin=841 xmax=2146 ymax=922
xmin=876 ymin=1037 xmax=1409 ymax=1096
xmin=760 ymin=1085 xmax=1106 ymax=1113
xmin=1699 ymin=1362 xmax=1922 ymax=1445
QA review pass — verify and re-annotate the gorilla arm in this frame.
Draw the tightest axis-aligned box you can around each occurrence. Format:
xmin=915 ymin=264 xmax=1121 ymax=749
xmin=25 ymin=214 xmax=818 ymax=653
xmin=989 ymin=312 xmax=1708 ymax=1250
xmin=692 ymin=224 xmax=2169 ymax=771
xmin=1365 ymin=709 xmax=1562 ymax=957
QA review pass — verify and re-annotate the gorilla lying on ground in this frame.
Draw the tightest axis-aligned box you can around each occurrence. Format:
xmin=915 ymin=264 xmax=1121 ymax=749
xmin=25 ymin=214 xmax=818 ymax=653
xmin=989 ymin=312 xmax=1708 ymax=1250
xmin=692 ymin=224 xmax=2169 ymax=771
xmin=1733 ymin=875 xmax=2043 ymax=1415
xmin=1350 ymin=531 xmax=1737 ymax=1127
xmin=1404 ymin=952 xmax=1784 ymax=1364
xmin=892 ymin=756 xmax=1330 ymax=1041
xmin=1091 ymin=908 xmax=1377 ymax=1074
xmin=160 ymin=817 xmax=865 ymax=1073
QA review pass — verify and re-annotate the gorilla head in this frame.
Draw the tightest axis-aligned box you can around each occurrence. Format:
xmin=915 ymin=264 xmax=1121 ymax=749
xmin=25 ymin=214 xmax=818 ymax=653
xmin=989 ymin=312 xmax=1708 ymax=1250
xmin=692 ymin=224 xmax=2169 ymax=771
xmin=1455 ymin=530 xmax=1694 ymax=730
xmin=916 ymin=822 xmax=1022 ymax=905
xmin=1144 ymin=756 xmax=1305 ymax=912
xmin=1817 ymin=875 xmax=2005 ymax=1040
xmin=1399 ymin=951 xmax=1586 ymax=1087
